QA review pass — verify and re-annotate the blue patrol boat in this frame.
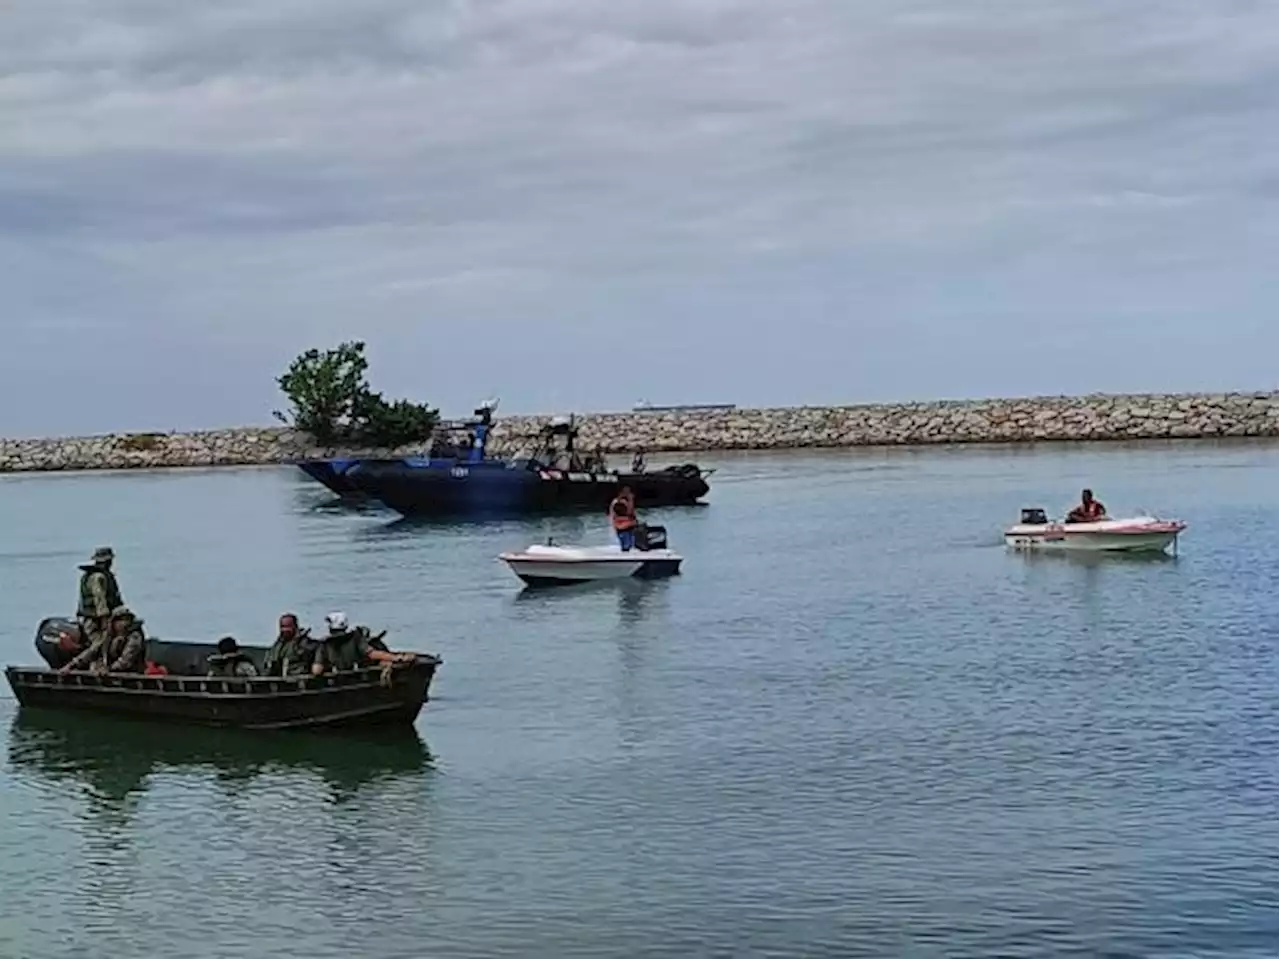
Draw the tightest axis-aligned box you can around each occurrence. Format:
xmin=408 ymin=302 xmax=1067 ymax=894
xmin=295 ymin=402 xmax=501 ymax=499
xmin=337 ymin=409 xmax=710 ymax=518
xmin=296 ymin=457 xmax=367 ymax=496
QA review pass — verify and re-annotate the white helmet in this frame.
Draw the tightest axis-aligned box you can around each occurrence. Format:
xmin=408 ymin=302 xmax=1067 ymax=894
xmin=325 ymin=611 xmax=349 ymax=633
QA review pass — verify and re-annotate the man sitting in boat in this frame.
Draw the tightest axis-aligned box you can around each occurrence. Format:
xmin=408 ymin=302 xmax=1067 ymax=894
xmin=1066 ymin=488 xmax=1107 ymax=523
xmin=311 ymin=612 xmax=415 ymax=674
xmin=609 ymin=486 xmax=639 ymax=551
xmin=206 ymin=636 xmax=260 ymax=678
xmin=60 ymin=605 xmax=146 ymax=674
xmin=584 ymin=445 xmax=608 ymax=472
xmin=262 ymin=613 xmax=318 ymax=677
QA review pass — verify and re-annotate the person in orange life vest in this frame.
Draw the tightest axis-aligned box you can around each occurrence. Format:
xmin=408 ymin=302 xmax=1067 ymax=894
xmin=609 ymin=487 xmax=639 ymax=551
xmin=1066 ymin=488 xmax=1106 ymax=523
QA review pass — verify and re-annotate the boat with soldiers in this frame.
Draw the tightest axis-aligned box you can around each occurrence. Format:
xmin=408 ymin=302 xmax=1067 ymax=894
xmin=5 ymin=616 xmax=443 ymax=731
xmin=340 ymin=409 xmax=712 ymax=518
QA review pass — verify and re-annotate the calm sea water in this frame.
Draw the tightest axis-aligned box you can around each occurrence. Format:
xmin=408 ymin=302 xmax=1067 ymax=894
xmin=0 ymin=440 xmax=1275 ymax=959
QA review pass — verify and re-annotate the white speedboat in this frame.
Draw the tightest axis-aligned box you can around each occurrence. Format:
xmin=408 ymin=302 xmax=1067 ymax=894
xmin=500 ymin=525 xmax=683 ymax=588
xmin=1004 ymin=508 xmax=1186 ymax=554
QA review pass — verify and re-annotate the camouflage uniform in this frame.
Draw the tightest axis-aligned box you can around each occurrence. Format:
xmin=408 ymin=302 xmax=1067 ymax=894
xmin=263 ymin=631 xmax=317 ymax=677
xmin=66 ymin=606 xmax=145 ymax=673
xmin=64 ymin=636 xmax=108 ymax=672
xmin=76 ymin=547 xmax=123 ymax=649
xmin=106 ymin=624 xmax=146 ymax=673
xmin=314 ymin=628 xmax=378 ymax=672
xmin=207 ymin=656 xmax=259 ymax=678
xmin=205 ymin=635 xmax=259 ymax=677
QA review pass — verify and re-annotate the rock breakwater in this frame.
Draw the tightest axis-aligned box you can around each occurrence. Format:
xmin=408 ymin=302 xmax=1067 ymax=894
xmin=1 ymin=391 xmax=1274 ymax=474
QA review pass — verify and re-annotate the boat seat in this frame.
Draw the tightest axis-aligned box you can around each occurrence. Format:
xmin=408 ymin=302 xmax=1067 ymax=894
xmin=143 ymin=640 xmax=270 ymax=677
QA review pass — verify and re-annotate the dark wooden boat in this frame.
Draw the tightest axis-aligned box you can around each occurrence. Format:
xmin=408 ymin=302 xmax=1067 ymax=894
xmin=6 ymin=618 xmax=442 ymax=731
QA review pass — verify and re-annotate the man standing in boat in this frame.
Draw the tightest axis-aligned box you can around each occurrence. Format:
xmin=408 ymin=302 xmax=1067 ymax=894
xmin=1066 ymin=489 xmax=1107 ymax=523
xmin=76 ymin=546 xmax=123 ymax=652
xmin=609 ymin=486 xmax=639 ymax=551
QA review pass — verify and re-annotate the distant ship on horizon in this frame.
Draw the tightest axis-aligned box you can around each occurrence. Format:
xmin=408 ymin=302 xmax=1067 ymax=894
xmin=632 ymin=400 xmax=736 ymax=412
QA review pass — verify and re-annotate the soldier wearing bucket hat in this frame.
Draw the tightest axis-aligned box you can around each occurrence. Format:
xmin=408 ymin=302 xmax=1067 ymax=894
xmin=76 ymin=546 xmax=123 ymax=652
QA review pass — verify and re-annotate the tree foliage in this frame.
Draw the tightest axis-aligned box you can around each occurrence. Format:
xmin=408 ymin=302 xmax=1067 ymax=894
xmin=274 ymin=341 xmax=439 ymax=447
xmin=275 ymin=342 xmax=368 ymax=444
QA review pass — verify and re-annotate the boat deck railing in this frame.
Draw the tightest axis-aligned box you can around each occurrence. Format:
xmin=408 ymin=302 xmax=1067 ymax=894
xmin=7 ymin=658 xmax=441 ymax=698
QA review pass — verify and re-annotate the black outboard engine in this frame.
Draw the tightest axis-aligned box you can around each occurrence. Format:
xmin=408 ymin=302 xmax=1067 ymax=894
xmin=663 ymin=463 xmax=703 ymax=479
xmin=35 ymin=617 xmax=85 ymax=669
xmin=1020 ymin=508 xmax=1048 ymax=525
xmin=635 ymin=524 xmax=668 ymax=552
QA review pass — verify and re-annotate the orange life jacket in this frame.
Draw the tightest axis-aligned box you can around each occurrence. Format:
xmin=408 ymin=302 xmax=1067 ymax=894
xmin=610 ymin=496 xmax=636 ymax=531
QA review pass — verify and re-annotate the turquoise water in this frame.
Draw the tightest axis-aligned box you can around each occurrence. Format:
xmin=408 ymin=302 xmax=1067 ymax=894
xmin=1 ymin=440 xmax=1276 ymax=958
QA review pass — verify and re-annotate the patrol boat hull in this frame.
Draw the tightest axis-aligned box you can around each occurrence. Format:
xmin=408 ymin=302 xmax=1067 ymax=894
xmin=346 ymin=460 xmax=710 ymax=518
xmin=7 ymin=619 xmax=442 ymax=731
xmin=1003 ymin=516 xmax=1186 ymax=553
xmin=296 ymin=459 xmax=367 ymax=497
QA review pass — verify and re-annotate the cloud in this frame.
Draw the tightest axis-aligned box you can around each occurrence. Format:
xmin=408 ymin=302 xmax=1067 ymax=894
xmin=0 ymin=0 xmax=1274 ymax=435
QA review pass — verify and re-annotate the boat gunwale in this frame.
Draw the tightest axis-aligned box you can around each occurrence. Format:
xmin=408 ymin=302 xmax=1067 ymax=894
xmin=5 ymin=658 xmax=442 ymax=701
xmin=1004 ymin=520 xmax=1186 ymax=537
xmin=498 ymin=552 xmax=682 ymax=564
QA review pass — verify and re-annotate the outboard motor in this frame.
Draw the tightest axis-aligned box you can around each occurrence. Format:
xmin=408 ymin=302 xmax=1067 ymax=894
xmin=663 ymin=463 xmax=703 ymax=479
xmin=1020 ymin=508 xmax=1048 ymax=525
xmin=35 ymin=617 xmax=85 ymax=669
xmin=636 ymin=524 xmax=668 ymax=552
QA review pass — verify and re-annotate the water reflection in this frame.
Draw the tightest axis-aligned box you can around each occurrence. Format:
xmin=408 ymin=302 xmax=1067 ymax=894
xmin=1012 ymin=549 xmax=1180 ymax=567
xmin=370 ymin=512 xmax=597 ymax=540
xmin=304 ymin=495 xmax=384 ymax=516
xmin=509 ymin=578 xmax=672 ymax=623
xmin=7 ymin=709 xmax=433 ymax=810
xmin=615 ymin=578 xmax=672 ymax=624
xmin=291 ymin=480 xmax=384 ymax=514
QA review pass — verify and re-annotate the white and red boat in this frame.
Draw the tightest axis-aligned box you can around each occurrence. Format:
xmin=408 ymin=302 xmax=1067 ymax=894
xmin=499 ymin=525 xmax=683 ymax=588
xmin=1004 ymin=508 xmax=1186 ymax=554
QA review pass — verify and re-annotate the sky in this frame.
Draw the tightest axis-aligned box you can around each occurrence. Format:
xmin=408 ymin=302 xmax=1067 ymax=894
xmin=0 ymin=0 xmax=1276 ymax=437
